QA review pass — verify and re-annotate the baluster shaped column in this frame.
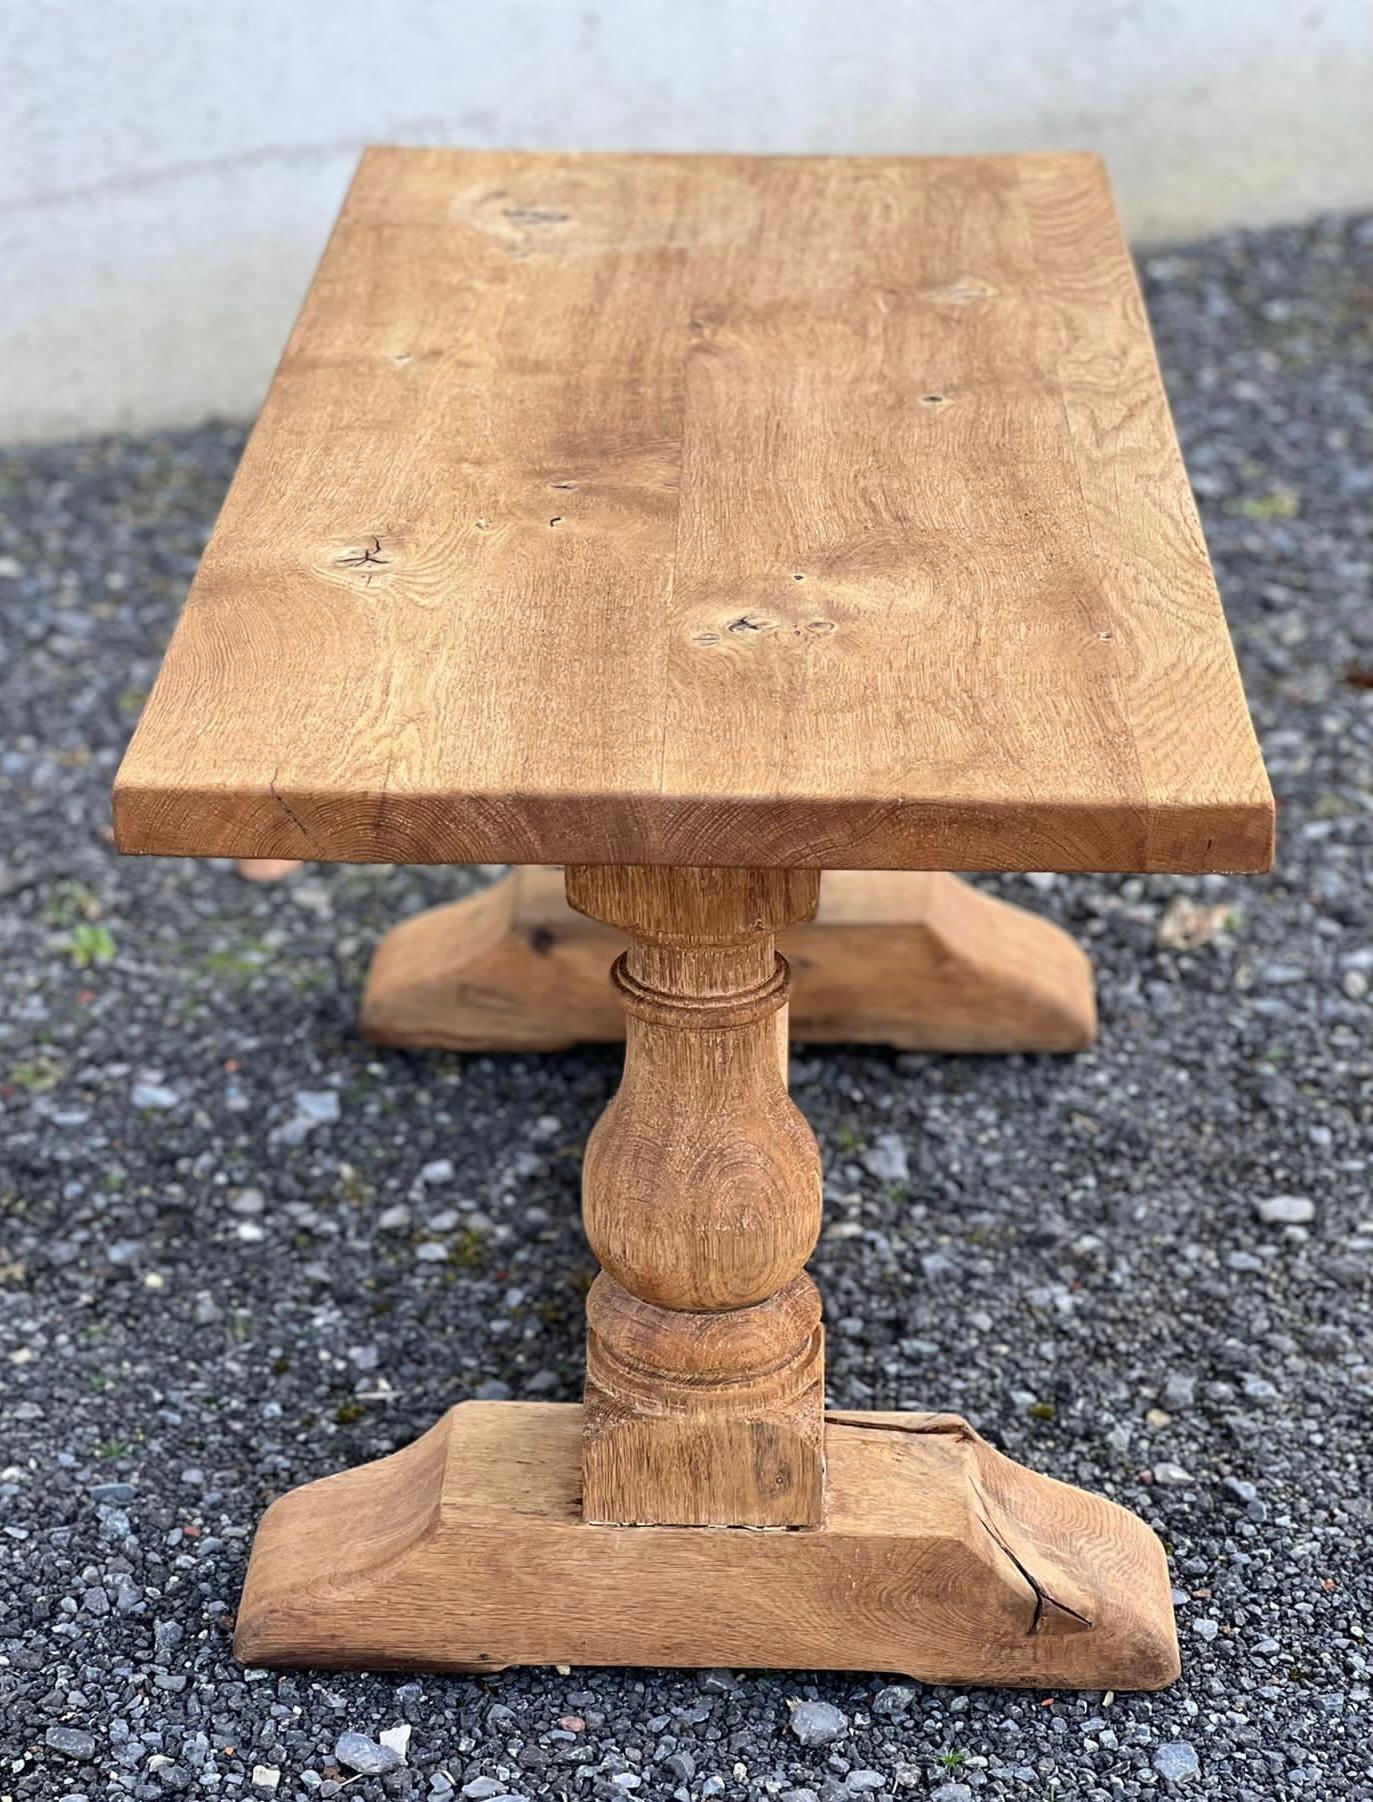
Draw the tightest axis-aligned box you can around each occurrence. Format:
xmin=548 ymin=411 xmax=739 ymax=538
xmin=565 ymin=864 xmax=825 ymax=1527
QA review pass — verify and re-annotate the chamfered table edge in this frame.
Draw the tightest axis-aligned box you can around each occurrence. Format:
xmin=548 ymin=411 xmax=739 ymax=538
xmin=111 ymin=777 xmax=1276 ymax=875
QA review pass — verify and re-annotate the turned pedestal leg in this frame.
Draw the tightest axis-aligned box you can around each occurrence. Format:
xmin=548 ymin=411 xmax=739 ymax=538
xmin=360 ymin=866 xmax=1096 ymax=1055
xmin=565 ymin=864 xmax=824 ymax=1527
xmin=236 ymin=863 xmax=1177 ymax=1688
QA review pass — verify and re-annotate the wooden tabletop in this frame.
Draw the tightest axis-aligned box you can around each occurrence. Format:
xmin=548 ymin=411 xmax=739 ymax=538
xmin=115 ymin=149 xmax=1272 ymax=873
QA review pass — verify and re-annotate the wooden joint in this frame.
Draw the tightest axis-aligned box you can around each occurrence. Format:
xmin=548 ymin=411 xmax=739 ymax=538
xmin=584 ymin=1276 xmax=825 ymax=1527
xmin=611 ymin=948 xmax=790 ymax=1029
xmin=586 ymin=1272 xmax=823 ymax=1392
xmin=565 ymin=864 xmax=820 ymax=944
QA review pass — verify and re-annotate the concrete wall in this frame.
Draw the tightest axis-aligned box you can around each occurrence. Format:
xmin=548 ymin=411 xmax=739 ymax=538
xmin=6 ymin=0 xmax=1372 ymax=441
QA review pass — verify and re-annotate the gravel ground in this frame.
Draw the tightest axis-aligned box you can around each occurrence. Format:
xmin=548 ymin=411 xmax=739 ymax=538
xmin=2 ymin=210 xmax=1371 ymax=1802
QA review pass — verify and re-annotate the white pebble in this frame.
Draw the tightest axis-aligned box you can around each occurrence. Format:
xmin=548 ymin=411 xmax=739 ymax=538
xmin=1150 ymin=1462 xmax=1195 ymax=1486
xmin=379 ymin=1723 xmax=411 ymax=1761
xmin=1253 ymin=1194 xmax=1316 ymax=1225
xmin=132 ymin=1081 xmax=179 ymax=1111
xmin=294 ymin=1088 xmax=340 ymax=1124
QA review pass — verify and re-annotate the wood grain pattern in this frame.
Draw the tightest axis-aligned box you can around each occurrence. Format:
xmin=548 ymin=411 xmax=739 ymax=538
xmin=359 ymin=865 xmax=1097 ymax=1052
xmin=114 ymin=149 xmax=1272 ymax=876
xmin=567 ymin=865 xmax=824 ymax=1526
xmin=583 ymin=1272 xmax=825 ymax=1529
xmin=234 ymin=1401 xmax=1180 ymax=1689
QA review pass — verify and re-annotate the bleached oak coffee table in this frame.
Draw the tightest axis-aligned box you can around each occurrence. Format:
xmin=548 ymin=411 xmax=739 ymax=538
xmin=116 ymin=148 xmax=1272 ymax=1687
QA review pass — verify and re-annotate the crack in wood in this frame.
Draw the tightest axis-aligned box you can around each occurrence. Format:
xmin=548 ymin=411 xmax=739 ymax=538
xmin=268 ymin=774 xmax=316 ymax=851
xmin=970 ymin=1478 xmax=1094 ymax=1638
xmin=827 ymin=1417 xmax=1094 ymax=1640
xmin=337 ymin=536 xmax=390 ymax=572
xmin=826 ymin=1412 xmax=975 ymax=1441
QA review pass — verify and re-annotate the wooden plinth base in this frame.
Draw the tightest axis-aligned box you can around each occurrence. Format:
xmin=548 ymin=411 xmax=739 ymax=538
xmin=234 ymin=1402 xmax=1177 ymax=1689
xmin=360 ymin=868 xmax=1096 ymax=1054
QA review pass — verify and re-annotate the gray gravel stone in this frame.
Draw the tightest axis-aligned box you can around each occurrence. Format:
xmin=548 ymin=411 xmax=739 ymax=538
xmin=89 ymin=1481 xmax=135 ymax=1503
xmin=788 ymin=1700 xmax=847 ymax=1746
xmin=44 ymin=1725 xmax=97 ymax=1760
xmin=334 ymin=1730 xmax=402 ymax=1775
xmin=1153 ymin=1739 xmax=1201 ymax=1783
xmin=859 ymin=1132 xmax=909 ymax=1185
xmin=1161 ymin=1372 xmax=1196 ymax=1410
xmin=871 ymin=1683 xmax=916 ymax=1716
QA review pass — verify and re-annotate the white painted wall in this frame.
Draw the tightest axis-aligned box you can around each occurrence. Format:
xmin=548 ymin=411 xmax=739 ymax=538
xmin=5 ymin=0 xmax=1371 ymax=441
